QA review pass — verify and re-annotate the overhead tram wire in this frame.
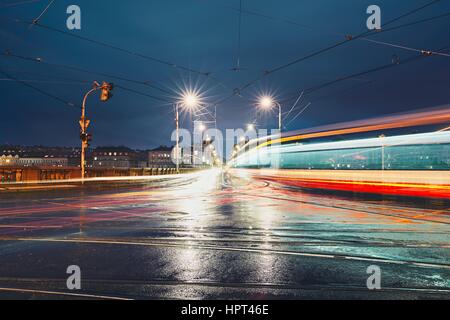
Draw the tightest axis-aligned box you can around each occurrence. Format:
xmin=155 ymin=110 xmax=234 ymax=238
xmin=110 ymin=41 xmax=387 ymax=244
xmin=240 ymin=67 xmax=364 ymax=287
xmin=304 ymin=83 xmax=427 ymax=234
xmin=211 ymin=4 xmax=448 ymax=110
xmin=1 ymin=50 xmax=173 ymax=104
xmin=114 ymin=84 xmax=171 ymax=103
xmin=0 ymin=50 xmax=173 ymax=96
xmin=1 ymin=15 xmax=234 ymax=95
xmin=32 ymin=0 xmax=55 ymax=24
xmin=212 ymin=1 xmax=444 ymax=106
xmin=1 ymin=64 xmax=171 ymax=104
xmin=211 ymin=4 xmax=450 ymax=67
xmin=205 ymin=1 xmax=450 ymax=44
xmin=358 ymin=38 xmax=450 ymax=58
xmin=34 ymin=22 xmax=210 ymax=76
xmin=218 ymin=4 xmax=450 ymax=45
xmin=372 ymin=10 xmax=450 ymax=35
xmin=282 ymin=91 xmax=304 ymax=122
xmin=0 ymin=68 xmax=78 ymax=108
xmin=233 ymin=0 xmax=442 ymax=95
xmin=281 ymin=42 xmax=450 ymax=105
xmin=235 ymin=0 xmax=243 ymax=70
xmin=0 ymin=0 xmax=41 ymax=8
xmin=2 ymin=16 xmax=210 ymax=77
xmin=197 ymin=0 xmax=342 ymax=37
xmin=285 ymin=102 xmax=312 ymax=128
xmin=0 ymin=78 xmax=89 ymax=85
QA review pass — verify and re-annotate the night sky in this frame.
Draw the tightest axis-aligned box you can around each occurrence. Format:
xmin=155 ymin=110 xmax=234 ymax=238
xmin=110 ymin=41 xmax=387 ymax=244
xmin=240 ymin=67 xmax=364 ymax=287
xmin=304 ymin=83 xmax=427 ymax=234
xmin=1 ymin=0 xmax=450 ymax=149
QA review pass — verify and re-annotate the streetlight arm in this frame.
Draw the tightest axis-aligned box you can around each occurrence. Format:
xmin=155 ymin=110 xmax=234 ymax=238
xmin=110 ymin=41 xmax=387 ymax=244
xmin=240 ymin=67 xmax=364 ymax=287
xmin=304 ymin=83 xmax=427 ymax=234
xmin=81 ymin=87 xmax=100 ymax=120
xmin=80 ymin=83 xmax=101 ymax=181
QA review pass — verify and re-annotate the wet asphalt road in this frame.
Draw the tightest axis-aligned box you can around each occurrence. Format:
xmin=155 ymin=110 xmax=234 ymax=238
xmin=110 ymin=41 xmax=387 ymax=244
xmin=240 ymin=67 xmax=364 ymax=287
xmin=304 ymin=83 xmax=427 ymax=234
xmin=0 ymin=169 xmax=448 ymax=299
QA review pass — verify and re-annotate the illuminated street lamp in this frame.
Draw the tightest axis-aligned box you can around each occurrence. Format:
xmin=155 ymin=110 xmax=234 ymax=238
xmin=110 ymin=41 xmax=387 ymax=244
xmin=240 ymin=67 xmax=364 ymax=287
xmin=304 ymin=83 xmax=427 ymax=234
xmin=175 ymin=91 xmax=201 ymax=173
xmin=197 ymin=122 xmax=206 ymax=132
xmin=80 ymin=81 xmax=113 ymax=181
xmin=257 ymin=95 xmax=282 ymax=132
xmin=247 ymin=123 xmax=255 ymax=131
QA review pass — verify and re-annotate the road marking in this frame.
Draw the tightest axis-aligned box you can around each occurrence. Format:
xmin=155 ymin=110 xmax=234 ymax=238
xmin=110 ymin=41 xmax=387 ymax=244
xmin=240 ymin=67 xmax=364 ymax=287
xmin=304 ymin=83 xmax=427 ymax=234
xmin=0 ymin=287 xmax=132 ymax=300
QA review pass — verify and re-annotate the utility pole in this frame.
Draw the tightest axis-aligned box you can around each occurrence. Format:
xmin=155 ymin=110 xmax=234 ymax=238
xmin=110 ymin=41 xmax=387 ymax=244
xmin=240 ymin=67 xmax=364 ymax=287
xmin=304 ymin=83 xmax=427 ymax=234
xmin=175 ymin=103 xmax=180 ymax=174
xmin=277 ymin=102 xmax=282 ymax=132
xmin=80 ymin=81 xmax=113 ymax=181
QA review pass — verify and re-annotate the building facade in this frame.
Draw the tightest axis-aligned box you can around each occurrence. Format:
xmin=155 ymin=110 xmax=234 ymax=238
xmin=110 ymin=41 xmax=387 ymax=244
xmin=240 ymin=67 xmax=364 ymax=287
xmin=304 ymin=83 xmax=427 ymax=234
xmin=17 ymin=157 xmax=68 ymax=167
xmin=92 ymin=147 xmax=135 ymax=168
xmin=148 ymin=146 xmax=175 ymax=168
xmin=1 ymin=145 xmax=80 ymax=168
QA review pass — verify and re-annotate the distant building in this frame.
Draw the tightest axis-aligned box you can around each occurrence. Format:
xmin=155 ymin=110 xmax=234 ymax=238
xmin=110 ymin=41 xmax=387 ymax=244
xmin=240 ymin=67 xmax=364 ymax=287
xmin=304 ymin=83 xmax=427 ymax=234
xmin=0 ymin=145 xmax=72 ymax=167
xmin=133 ymin=150 xmax=149 ymax=168
xmin=0 ymin=154 xmax=20 ymax=166
xmin=17 ymin=157 xmax=68 ymax=167
xmin=92 ymin=146 xmax=135 ymax=168
xmin=148 ymin=146 xmax=175 ymax=168
xmin=67 ymin=148 xmax=82 ymax=167
xmin=181 ymin=146 xmax=193 ymax=166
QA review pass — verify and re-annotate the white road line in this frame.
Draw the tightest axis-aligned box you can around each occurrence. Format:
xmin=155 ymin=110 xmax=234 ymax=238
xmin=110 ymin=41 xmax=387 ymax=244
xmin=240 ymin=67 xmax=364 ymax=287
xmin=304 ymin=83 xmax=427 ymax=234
xmin=0 ymin=287 xmax=132 ymax=300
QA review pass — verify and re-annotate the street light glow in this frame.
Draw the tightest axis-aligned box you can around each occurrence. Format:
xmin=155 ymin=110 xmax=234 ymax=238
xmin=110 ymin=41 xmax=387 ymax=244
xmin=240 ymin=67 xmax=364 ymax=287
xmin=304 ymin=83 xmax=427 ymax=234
xmin=183 ymin=93 xmax=199 ymax=108
xmin=256 ymin=93 xmax=282 ymax=131
xmin=259 ymin=95 xmax=275 ymax=109
xmin=198 ymin=122 xmax=206 ymax=132
xmin=177 ymin=88 xmax=203 ymax=111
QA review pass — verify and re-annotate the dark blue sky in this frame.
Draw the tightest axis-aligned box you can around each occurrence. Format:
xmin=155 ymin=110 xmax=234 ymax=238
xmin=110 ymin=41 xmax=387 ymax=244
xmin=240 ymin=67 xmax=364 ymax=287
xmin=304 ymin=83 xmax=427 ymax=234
xmin=1 ymin=0 xmax=450 ymax=149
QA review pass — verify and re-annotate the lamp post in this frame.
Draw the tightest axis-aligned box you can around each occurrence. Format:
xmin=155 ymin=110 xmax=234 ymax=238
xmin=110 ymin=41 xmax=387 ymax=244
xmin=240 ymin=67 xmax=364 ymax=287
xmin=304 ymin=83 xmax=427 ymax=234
xmin=258 ymin=96 xmax=282 ymax=132
xmin=79 ymin=81 xmax=113 ymax=181
xmin=174 ymin=91 xmax=201 ymax=173
xmin=175 ymin=103 xmax=180 ymax=174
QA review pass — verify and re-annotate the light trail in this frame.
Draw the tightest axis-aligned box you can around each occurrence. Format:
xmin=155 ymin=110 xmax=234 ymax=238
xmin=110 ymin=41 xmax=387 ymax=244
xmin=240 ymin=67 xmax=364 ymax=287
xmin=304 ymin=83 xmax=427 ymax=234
xmin=235 ymin=181 xmax=450 ymax=225
xmin=232 ymin=107 xmax=450 ymax=156
xmin=229 ymin=109 xmax=450 ymax=200
xmin=0 ymin=170 xmax=202 ymax=187
xmin=263 ymin=110 xmax=450 ymax=149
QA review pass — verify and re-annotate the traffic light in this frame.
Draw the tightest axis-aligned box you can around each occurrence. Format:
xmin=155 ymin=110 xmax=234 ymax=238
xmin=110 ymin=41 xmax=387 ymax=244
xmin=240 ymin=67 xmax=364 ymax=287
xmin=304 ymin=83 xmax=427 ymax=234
xmin=80 ymin=132 xmax=92 ymax=146
xmin=100 ymin=82 xmax=114 ymax=102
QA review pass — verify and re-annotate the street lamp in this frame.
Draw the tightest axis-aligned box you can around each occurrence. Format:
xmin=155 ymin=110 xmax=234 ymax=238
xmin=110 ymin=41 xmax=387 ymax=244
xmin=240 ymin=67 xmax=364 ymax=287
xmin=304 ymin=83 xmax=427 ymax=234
xmin=174 ymin=91 xmax=201 ymax=173
xmin=198 ymin=122 xmax=206 ymax=132
xmin=247 ymin=123 xmax=255 ymax=131
xmin=257 ymin=95 xmax=282 ymax=132
xmin=80 ymin=81 xmax=113 ymax=181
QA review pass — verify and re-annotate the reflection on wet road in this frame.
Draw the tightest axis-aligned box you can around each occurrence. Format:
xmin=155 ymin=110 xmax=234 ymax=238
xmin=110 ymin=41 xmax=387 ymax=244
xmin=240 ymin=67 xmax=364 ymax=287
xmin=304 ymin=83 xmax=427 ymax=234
xmin=0 ymin=169 xmax=448 ymax=299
